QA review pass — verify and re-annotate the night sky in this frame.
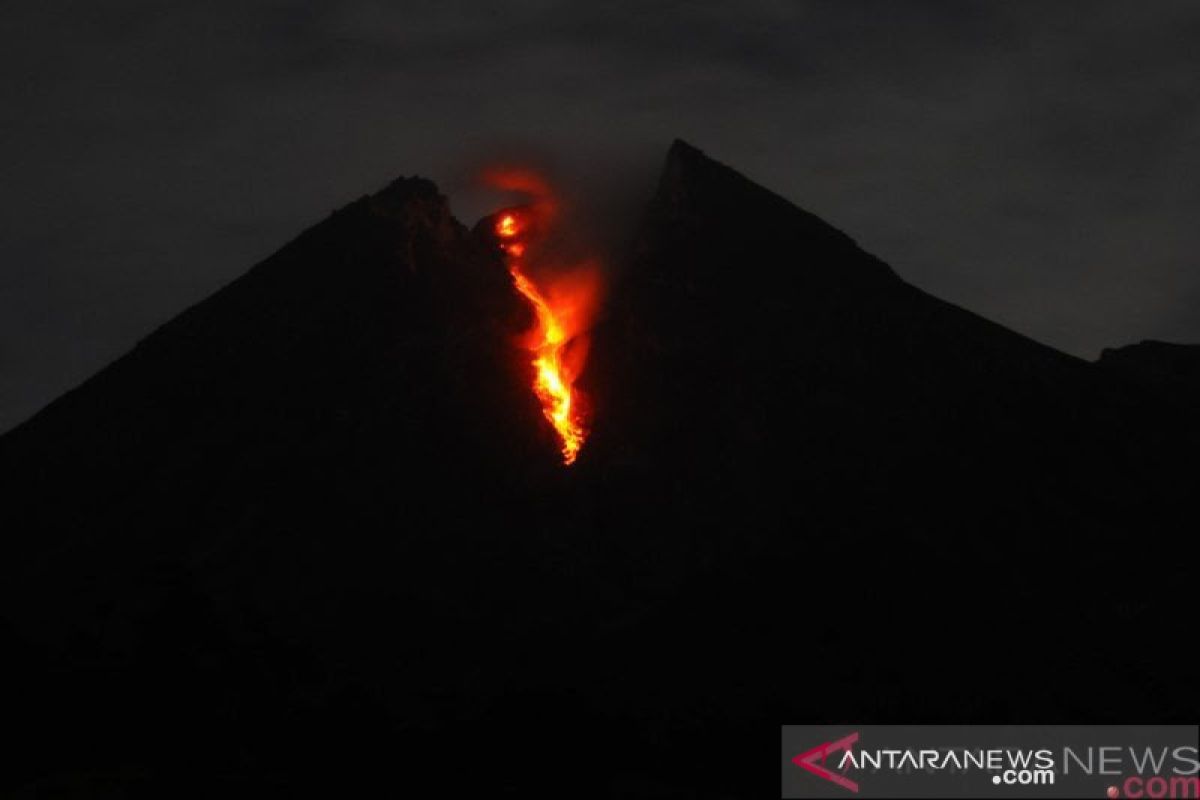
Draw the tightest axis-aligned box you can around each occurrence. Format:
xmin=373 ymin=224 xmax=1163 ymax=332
xmin=3 ymin=1 xmax=1198 ymax=432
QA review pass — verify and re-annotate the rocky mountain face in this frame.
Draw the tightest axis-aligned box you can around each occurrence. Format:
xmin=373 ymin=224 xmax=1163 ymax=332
xmin=2 ymin=141 xmax=1196 ymax=798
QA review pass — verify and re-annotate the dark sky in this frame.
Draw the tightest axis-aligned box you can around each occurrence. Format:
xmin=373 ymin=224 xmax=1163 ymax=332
xmin=3 ymin=1 xmax=1198 ymax=432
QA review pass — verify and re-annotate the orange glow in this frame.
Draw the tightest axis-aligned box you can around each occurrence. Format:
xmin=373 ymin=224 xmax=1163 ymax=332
xmin=507 ymin=261 xmax=586 ymax=464
xmin=497 ymin=213 xmax=519 ymax=239
xmin=488 ymin=190 xmax=598 ymax=466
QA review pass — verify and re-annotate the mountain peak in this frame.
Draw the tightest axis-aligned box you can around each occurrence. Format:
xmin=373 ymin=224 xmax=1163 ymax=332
xmin=637 ymin=139 xmax=899 ymax=293
xmin=369 ymin=174 xmax=442 ymax=211
xmin=664 ymin=137 xmax=706 ymax=165
xmin=365 ymin=175 xmax=461 ymax=245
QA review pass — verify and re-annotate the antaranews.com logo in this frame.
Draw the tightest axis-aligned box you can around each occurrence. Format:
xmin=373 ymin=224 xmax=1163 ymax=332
xmin=781 ymin=725 xmax=1199 ymax=799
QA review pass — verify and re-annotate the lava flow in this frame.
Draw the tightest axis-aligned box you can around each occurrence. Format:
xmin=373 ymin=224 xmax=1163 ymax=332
xmin=494 ymin=207 xmax=593 ymax=465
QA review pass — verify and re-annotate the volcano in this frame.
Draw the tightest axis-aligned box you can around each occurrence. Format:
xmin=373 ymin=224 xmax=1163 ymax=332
xmin=2 ymin=140 xmax=1196 ymax=798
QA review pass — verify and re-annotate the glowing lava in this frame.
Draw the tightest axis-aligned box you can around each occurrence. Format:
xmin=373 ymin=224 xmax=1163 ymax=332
xmin=495 ymin=210 xmax=590 ymax=465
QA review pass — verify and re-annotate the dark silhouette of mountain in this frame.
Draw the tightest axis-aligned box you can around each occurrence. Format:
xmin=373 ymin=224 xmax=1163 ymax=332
xmin=2 ymin=141 xmax=1196 ymax=798
xmin=1098 ymin=339 xmax=1200 ymax=406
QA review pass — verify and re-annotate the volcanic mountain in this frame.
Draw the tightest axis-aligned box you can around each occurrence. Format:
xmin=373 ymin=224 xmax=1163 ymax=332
xmin=2 ymin=141 xmax=1195 ymax=797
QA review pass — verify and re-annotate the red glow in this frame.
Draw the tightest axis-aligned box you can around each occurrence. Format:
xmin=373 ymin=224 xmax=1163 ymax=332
xmin=485 ymin=170 xmax=600 ymax=466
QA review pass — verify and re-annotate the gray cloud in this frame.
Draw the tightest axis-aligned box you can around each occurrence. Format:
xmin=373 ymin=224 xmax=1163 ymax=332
xmin=2 ymin=0 xmax=1198 ymax=431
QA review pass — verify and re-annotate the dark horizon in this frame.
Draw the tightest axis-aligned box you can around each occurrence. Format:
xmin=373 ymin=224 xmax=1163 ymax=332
xmin=3 ymin=1 xmax=1198 ymax=434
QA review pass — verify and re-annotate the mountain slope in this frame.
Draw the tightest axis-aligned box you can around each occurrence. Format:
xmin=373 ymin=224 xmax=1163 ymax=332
xmin=577 ymin=140 xmax=1196 ymax=770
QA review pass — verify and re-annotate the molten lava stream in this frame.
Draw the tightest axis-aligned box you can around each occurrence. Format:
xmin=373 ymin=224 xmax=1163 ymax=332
xmin=495 ymin=211 xmax=587 ymax=465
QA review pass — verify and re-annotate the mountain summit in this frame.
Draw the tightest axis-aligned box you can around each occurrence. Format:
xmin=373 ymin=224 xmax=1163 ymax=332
xmin=2 ymin=141 xmax=1195 ymax=797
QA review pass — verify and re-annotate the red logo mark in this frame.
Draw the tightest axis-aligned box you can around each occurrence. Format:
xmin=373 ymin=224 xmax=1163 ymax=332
xmin=792 ymin=731 xmax=861 ymax=794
